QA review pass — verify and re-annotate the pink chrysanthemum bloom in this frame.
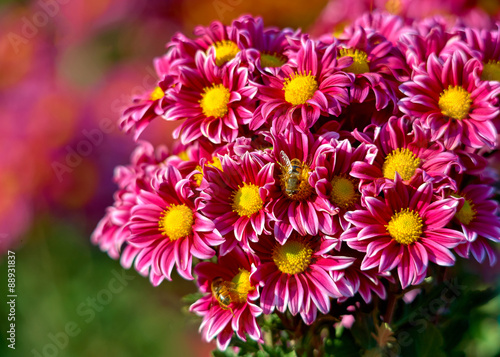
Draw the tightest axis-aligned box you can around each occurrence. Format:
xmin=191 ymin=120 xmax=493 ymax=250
xmin=190 ymin=247 xmax=262 ymax=351
xmin=451 ymin=184 xmax=500 ymax=266
xmin=310 ymin=138 xmax=377 ymax=231
xmin=128 ymin=166 xmax=224 ymax=284
xmin=342 ymin=177 xmax=464 ymax=288
xmin=201 ymin=151 xmax=275 ymax=255
xmin=399 ymin=23 xmax=471 ymax=69
xmin=340 ymin=254 xmax=392 ymax=303
xmin=92 ymin=142 xmax=169 ymax=259
xmin=266 ymin=128 xmax=340 ymax=242
xmin=337 ymin=25 xmax=408 ymax=112
xmin=119 ymin=72 xmax=175 ymax=141
xmin=399 ymin=51 xmax=500 ymax=150
xmin=192 ymin=18 xmax=251 ymax=67
xmin=342 ymin=10 xmax=407 ymax=45
xmin=460 ymin=25 xmax=500 ymax=83
xmin=233 ymin=15 xmax=299 ymax=75
xmin=251 ymin=38 xmax=352 ymax=133
xmin=162 ymin=52 xmax=257 ymax=144
xmin=351 ymin=116 xmax=461 ymax=195
xmin=251 ymin=234 xmax=355 ymax=324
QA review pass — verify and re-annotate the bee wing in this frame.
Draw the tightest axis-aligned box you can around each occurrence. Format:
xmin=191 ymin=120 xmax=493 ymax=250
xmin=279 ymin=150 xmax=292 ymax=168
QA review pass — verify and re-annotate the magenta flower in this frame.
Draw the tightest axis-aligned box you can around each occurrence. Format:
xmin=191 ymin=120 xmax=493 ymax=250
xmin=351 ymin=116 xmax=461 ymax=195
xmin=310 ymin=138 xmax=377 ymax=231
xmin=460 ymin=25 xmax=500 ymax=83
xmin=201 ymin=151 xmax=275 ymax=255
xmin=452 ymin=184 xmax=500 ymax=266
xmin=399 ymin=51 xmax=500 ymax=149
xmin=340 ymin=256 xmax=392 ymax=303
xmin=190 ymin=247 xmax=262 ymax=351
xmin=119 ymin=74 xmax=175 ymax=141
xmin=337 ymin=25 xmax=408 ymax=112
xmin=399 ymin=24 xmax=471 ymax=69
xmin=233 ymin=15 xmax=299 ymax=75
xmin=251 ymin=234 xmax=354 ymax=324
xmin=192 ymin=18 xmax=250 ymax=67
xmin=266 ymin=128 xmax=340 ymax=242
xmin=251 ymin=38 xmax=352 ymax=133
xmin=342 ymin=10 xmax=407 ymax=45
xmin=342 ymin=177 xmax=464 ymax=288
xmin=162 ymin=52 xmax=257 ymax=144
xmin=128 ymin=166 xmax=224 ymax=283
xmin=92 ymin=142 xmax=169 ymax=259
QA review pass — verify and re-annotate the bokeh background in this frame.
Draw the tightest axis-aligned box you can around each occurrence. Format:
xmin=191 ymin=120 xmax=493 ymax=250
xmin=0 ymin=0 xmax=499 ymax=356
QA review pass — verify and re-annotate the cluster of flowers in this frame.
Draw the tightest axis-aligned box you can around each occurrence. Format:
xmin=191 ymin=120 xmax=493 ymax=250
xmin=92 ymin=13 xmax=500 ymax=350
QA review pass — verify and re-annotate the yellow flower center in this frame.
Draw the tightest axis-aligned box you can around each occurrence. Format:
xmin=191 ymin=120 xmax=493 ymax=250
xmin=193 ymin=157 xmax=223 ymax=186
xmin=232 ymin=183 xmax=263 ymax=217
xmin=386 ymin=208 xmax=423 ymax=245
xmin=178 ymin=151 xmax=189 ymax=161
xmin=339 ymin=48 xmax=370 ymax=74
xmin=330 ymin=175 xmax=359 ymax=209
xmin=280 ymin=162 xmax=314 ymax=201
xmin=159 ymin=204 xmax=194 ymax=240
xmin=481 ymin=60 xmax=500 ymax=81
xmin=230 ymin=269 xmax=254 ymax=303
xmin=260 ymin=52 xmax=286 ymax=68
xmin=438 ymin=85 xmax=472 ymax=120
xmin=272 ymin=237 xmax=313 ymax=275
xmin=283 ymin=71 xmax=318 ymax=106
xmin=213 ymin=40 xmax=240 ymax=66
xmin=382 ymin=148 xmax=421 ymax=181
xmin=200 ymin=84 xmax=230 ymax=118
xmin=453 ymin=194 xmax=476 ymax=225
xmin=150 ymin=86 xmax=164 ymax=101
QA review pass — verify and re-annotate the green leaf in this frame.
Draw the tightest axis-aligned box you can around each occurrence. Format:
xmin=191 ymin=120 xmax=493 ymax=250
xmin=324 ymin=330 xmax=362 ymax=356
xmin=181 ymin=292 xmax=204 ymax=304
xmin=399 ymin=323 xmax=446 ymax=357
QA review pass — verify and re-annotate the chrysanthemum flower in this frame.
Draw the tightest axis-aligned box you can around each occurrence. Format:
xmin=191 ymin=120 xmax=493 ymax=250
xmin=310 ymin=138 xmax=377 ymax=231
xmin=342 ymin=10 xmax=407 ymax=45
xmin=459 ymin=25 xmax=500 ymax=83
xmin=399 ymin=23 xmax=471 ymax=69
xmin=233 ymin=15 xmax=299 ymax=75
xmin=340 ymin=254 xmax=392 ymax=303
xmin=451 ymin=184 xmax=500 ymax=266
xmin=337 ymin=25 xmax=408 ymax=111
xmin=162 ymin=51 xmax=257 ymax=144
xmin=351 ymin=116 xmax=460 ymax=195
xmin=92 ymin=142 xmax=169 ymax=259
xmin=128 ymin=166 xmax=224 ymax=284
xmin=399 ymin=51 xmax=500 ymax=149
xmin=201 ymin=151 xmax=275 ymax=255
xmin=190 ymin=247 xmax=262 ymax=351
xmin=342 ymin=177 xmax=464 ymax=288
xmin=266 ymin=128 xmax=340 ymax=242
xmin=193 ymin=18 xmax=250 ymax=67
xmin=251 ymin=38 xmax=352 ymax=133
xmin=119 ymin=73 xmax=175 ymax=141
xmin=251 ymin=234 xmax=354 ymax=324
